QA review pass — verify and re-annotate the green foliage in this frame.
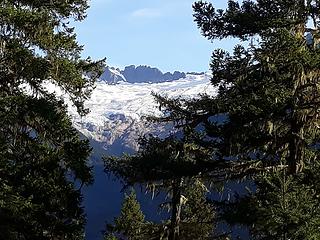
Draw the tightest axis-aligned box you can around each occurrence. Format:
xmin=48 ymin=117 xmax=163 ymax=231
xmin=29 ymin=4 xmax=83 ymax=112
xmin=105 ymin=190 xmax=146 ymax=240
xmin=224 ymin=169 xmax=320 ymax=240
xmin=191 ymin=1 xmax=320 ymax=238
xmin=179 ymin=179 xmax=215 ymax=240
xmin=148 ymin=0 xmax=320 ymax=175
xmin=105 ymin=135 xmax=214 ymax=185
xmin=104 ymin=234 xmax=119 ymax=240
xmin=0 ymin=0 xmax=104 ymax=239
xmin=104 ymin=181 xmax=216 ymax=240
xmin=252 ymin=171 xmax=320 ymax=240
xmin=141 ymin=0 xmax=320 ymax=238
xmin=104 ymin=137 xmax=217 ymax=239
xmin=193 ymin=0 xmax=310 ymax=40
xmin=106 ymin=0 xmax=320 ymax=239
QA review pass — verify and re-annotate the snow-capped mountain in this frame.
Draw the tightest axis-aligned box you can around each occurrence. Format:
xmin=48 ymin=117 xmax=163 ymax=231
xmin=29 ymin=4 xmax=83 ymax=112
xmin=46 ymin=70 xmax=216 ymax=158
xmin=74 ymin=73 xmax=216 ymax=155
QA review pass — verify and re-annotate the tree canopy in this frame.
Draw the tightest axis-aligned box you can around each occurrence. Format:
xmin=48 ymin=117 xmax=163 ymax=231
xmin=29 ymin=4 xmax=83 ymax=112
xmin=105 ymin=0 xmax=320 ymax=239
xmin=0 ymin=1 xmax=103 ymax=239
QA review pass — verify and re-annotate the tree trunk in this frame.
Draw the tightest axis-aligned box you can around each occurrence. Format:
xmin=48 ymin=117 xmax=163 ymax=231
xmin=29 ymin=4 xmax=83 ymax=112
xmin=169 ymin=178 xmax=183 ymax=240
xmin=288 ymin=119 xmax=304 ymax=174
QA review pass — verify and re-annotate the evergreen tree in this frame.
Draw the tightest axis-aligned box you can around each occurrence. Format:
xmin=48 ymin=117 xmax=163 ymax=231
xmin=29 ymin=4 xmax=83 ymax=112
xmin=253 ymin=171 xmax=320 ymax=239
xmin=223 ymin=169 xmax=320 ymax=240
xmin=105 ymin=190 xmax=146 ymax=240
xmin=158 ymin=0 xmax=320 ymax=174
xmin=141 ymin=0 xmax=320 ymax=238
xmin=179 ymin=178 xmax=215 ymax=240
xmin=0 ymin=1 xmax=103 ymax=239
xmin=104 ymin=136 xmax=217 ymax=240
xmin=105 ymin=0 xmax=320 ymax=238
xmin=155 ymin=0 xmax=320 ymax=174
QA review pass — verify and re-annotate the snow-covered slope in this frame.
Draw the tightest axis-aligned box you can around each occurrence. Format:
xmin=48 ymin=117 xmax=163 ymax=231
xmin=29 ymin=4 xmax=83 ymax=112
xmin=49 ymin=73 xmax=217 ymax=155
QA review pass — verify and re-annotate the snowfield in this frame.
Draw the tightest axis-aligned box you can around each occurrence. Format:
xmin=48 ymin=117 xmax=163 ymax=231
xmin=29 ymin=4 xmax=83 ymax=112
xmin=47 ymin=73 xmax=217 ymax=152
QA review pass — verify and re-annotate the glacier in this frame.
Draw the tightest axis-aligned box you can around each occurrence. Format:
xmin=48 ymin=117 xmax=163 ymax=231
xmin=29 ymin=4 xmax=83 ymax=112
xmin=42 ymin=70 xmax=217 ymax=160
xmin=63 ymin=73 xmax=216 ymax=155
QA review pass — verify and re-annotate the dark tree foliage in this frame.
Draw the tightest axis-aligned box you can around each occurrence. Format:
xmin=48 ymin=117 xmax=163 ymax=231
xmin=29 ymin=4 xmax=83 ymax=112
xmin=179 ymin=179 xmax=216 ymax=240
xmin=154 ymin=0 xmax=320 ymax=176
xmin=132 ymin=0 xmax=320 ymax=238
xmin=0 ymin=1 xmax=104 ymax=239
xmin=104 ymin=136 xmax=217 ymax=240
xmin=105 ymin=190 xmax=146 ymax=240
xmin=162 ymin=0 xmax=320 ymax=175
xmin=251 ymin=171 xmax=320 ymax=239
xmin=103 ymin=180 xmax=216 ymax=240
xmin=223 ymin=169 xmax=320 ymax=239
xmin=106 ymin=0 xmax=320 ymax=239
xmin=170 ymin=0 xmax=320 ymax=238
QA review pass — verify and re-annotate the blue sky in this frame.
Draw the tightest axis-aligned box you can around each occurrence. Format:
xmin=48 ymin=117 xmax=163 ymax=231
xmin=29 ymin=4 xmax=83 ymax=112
xmin=74 ymin=0 xmax=237 ymax=72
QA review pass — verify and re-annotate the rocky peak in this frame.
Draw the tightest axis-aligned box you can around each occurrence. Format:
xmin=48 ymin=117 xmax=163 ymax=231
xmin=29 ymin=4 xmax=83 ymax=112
xmin=99 ymin=66 xmax=126 ymax=84
xmin=100 ymin=65 xmax=187 ymax=84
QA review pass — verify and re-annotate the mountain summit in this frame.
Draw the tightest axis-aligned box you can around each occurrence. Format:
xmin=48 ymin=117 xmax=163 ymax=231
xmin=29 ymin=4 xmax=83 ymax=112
xmin=99 ymin=67 xmax=126 ymax=84
xmin=99 ymin=65 xmax=186 ymax=84
xmin=46 ymin=71 xmax=214 ymax=157
xmin=73 ymin=73 xmax=214 ymax=156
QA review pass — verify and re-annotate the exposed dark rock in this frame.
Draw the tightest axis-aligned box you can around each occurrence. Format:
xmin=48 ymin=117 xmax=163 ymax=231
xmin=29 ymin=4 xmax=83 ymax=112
xmin=99 ymin=66 xmax=126 ymax=84
xmin=100 ymin=65 xmax=187 ymax=84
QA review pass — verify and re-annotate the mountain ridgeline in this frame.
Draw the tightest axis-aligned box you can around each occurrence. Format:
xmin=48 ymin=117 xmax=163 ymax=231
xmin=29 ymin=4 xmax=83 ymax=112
xmin=99 ymin=65 xmax=186 ymax=84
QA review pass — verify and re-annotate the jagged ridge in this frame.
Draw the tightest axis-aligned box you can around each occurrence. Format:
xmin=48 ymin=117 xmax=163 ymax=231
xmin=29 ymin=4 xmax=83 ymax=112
xmin=99 ymin=65 xmax=186 ymax=84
